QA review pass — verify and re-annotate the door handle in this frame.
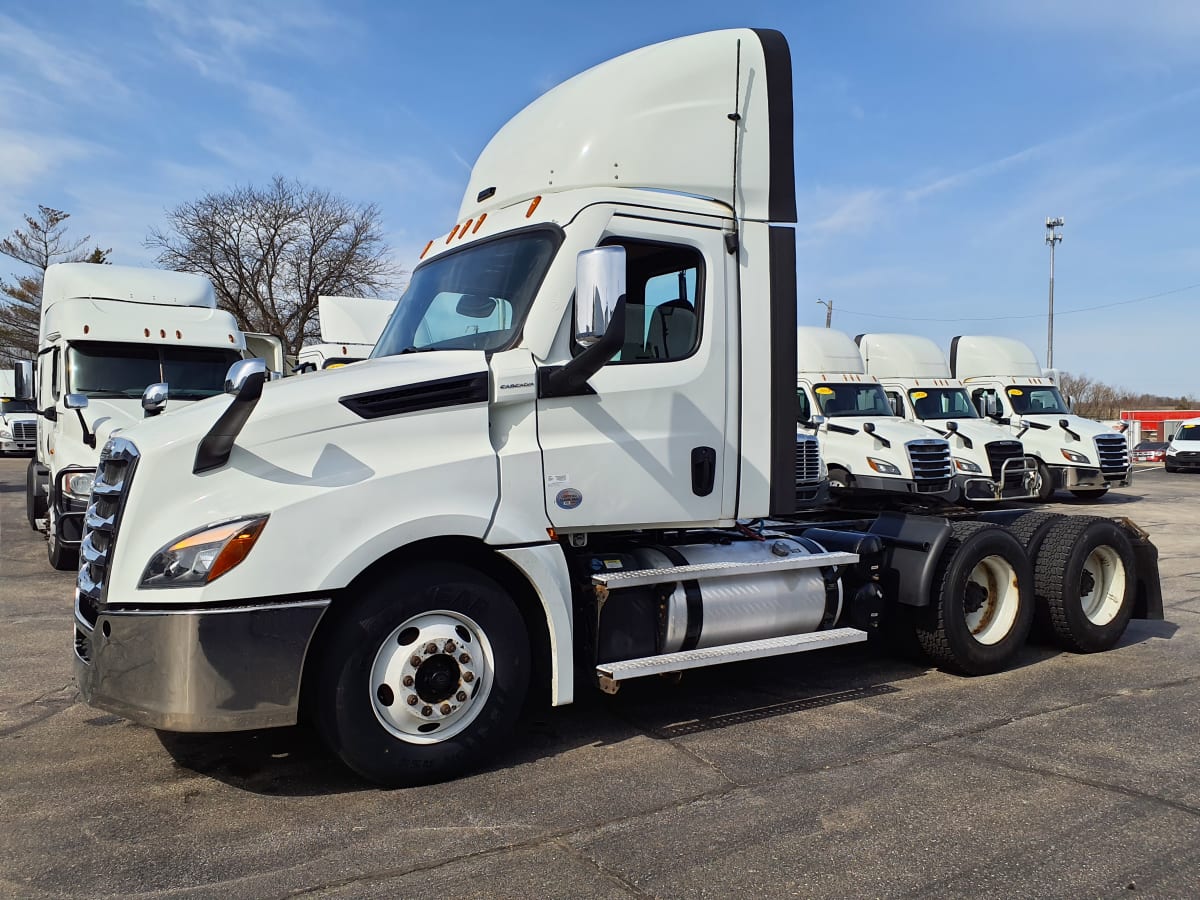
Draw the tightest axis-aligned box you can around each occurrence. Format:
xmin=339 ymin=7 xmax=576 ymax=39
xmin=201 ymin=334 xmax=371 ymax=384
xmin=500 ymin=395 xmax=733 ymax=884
xmin=691 ymin=446 xmax=716 ymax=496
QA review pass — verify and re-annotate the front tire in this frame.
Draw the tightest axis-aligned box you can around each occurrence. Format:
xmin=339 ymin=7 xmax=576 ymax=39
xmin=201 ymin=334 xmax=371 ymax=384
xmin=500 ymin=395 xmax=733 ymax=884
xmin=311 ymin=563 xmax=530 ymax=787
xmin=915 ymin=522 xmax=1034 ymax=675
xmin=1069 ymin=488 xmax=1109 ymax=501
xmin=1032 ymin=517 xmax=1135 ymax=653
xmin=26 ymin=460 xmax=48 ymax=531
xmin=46 ymin=509 xmax=79 ymax=571
xmin=828 ymin=466 xmax=853 ymax=490
xmin=1032 ymin=459 xmax=1056 ymax=502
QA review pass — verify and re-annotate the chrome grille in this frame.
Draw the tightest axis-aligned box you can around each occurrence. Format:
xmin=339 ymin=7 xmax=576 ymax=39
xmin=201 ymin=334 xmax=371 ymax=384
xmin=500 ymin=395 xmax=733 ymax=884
xmin=13 ymin=420 xmax=36 ymax=442
xmin=906 ymin=439 xmax=953 ymax=493
xmin=985 ymin=440 xmax=1025 ymax=485
xmin=794 ymin=435 xmax=822 ymax=485
xmin=1095 ymin=433 xmax=1129 ymax=478
xmin=77 ymin=437 xmax=139 ymax=605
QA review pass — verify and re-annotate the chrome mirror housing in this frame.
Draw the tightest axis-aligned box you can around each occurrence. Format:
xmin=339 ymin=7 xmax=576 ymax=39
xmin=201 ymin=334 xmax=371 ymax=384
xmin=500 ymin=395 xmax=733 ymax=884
xmin=142 ymin=382 xmax=169 ymax=417
xmin=225 ymin=358 xmax=269 ymax=395
xmin=574 ymin=246 xmax=626 ymax=347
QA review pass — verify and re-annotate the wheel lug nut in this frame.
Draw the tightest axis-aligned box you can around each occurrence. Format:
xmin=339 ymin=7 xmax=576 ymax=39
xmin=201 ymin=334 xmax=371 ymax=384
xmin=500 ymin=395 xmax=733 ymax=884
xmin=459 ymin=653 xmax=470 ymax=664
xmin=463 ymin=672 xmax=475 ymax=683
xmin=421 ymin=705 xmax=433 ymax=717
xmin=444 ymin=640 xmax=457 ymax=653
xmin=456 ymin=691 xmax=467 ymax=702
xmin=402 ymin=675 xmax=414 ymax=687
xmin=410 ymin=655 xmax=422 ymax=667
xmin=425 ymin=642 xmax=438 ymax=655
xmin=440 ymin=703 xmax=453 ymax=715
xmin=406 ymin=695 xmax=419 ymax=706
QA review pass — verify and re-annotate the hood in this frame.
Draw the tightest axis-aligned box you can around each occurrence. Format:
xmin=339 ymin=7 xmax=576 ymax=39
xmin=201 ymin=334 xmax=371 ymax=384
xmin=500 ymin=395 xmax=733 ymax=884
xmin=825 ymin=415 xmax=949 ymax=445
xmin=112 ymin=351 xmax=490 ymax=458
xmin=919 ymin=417 xmax=1020 ymax=446
xmin=1017 ymin=412 xmax=1119 ymax=441
xmin=0 ymin=411 xmax=37 ymax=425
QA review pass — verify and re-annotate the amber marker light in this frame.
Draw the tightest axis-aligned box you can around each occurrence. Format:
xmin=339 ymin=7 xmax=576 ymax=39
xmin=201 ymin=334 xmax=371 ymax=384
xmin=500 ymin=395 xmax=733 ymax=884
xmin=459 ymin=218 xmax=473 ymax=238
xmin=526 ymin=196 xmax=541 ymax=218
xmin=446 ymin=224 xmax=461 ymax=243
xmin=473 ymin=214 xmax=487 ymax=233
xmin=206 ymin=518 xmax=269 ymax=582
xmin=420 ymin=240 xmax=434 ymax=259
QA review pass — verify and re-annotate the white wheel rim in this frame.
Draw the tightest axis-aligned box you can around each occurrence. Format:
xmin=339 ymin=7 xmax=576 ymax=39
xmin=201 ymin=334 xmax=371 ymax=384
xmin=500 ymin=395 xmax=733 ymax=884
xmin=369 ymin=610 xmax=494 ymax=745
xmin=963 ymin=554 xmax=1021 ymax=645
xmin=1080 ymin=546 xmax=1126 ymax=626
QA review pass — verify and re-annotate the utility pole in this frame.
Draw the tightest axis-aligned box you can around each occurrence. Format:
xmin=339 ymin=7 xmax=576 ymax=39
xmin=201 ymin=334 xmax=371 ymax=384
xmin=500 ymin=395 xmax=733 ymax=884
xmin=1045 ymin=217 xmax=1063 ymax=369
xmin=816 ymin=298 xmax=833 ymax=328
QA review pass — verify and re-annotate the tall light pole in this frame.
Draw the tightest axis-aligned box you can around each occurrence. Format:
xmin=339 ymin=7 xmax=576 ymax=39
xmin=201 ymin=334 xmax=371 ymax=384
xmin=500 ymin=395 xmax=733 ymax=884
xmin=1045 ymin=217 xmax=1063 ymax=369
xmin=816 ymin=298 xmax=833 ymax=328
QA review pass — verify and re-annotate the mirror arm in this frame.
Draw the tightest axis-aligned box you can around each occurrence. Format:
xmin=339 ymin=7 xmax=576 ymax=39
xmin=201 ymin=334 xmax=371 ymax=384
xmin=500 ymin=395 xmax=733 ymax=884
xmin=74 ymin=409 xmax=96 ymax=449
xmin=193 ymin=369 xmax=267 ymax=474
xmin=539 ymin=297 xmax=627 ymax=399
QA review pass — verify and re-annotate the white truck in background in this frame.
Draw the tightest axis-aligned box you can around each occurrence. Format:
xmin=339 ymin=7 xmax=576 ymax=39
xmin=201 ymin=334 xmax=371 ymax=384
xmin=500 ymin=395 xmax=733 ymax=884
xmin=17 ymin=263 xmax=278 ymax=569
xmin=857 ymin=333 xmax=1037 ymax=503
xmin=1 ymin=369 xmax=38 ymax=455
xmin=950 ymin=336 xmax=1132 ymax=501
xmin=72 ymin=29 xmax=1162 ymax=787
xmin=796 ymin=327 xmax=955 ymax=499
xmin=296 ymin=295 xmax=397 ymax=372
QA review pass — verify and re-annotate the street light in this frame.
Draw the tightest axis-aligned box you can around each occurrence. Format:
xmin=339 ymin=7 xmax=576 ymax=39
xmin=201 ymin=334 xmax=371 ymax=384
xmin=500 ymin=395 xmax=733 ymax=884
xmin=816 ymin=298 xmax=833 ymax=328
xmin=1045 ymin=216 xmax=1063 ymax=369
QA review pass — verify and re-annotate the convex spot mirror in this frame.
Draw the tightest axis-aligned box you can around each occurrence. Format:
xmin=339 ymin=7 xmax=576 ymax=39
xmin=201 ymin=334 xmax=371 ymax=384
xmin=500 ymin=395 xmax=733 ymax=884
xmin=575 ymin=246 xmax=626 ymax=346
xmin=225 ymin=358 xmax=268 ymax=395
xmin=142 ymin=382 xmax=168 ymax=417
xmin=456 ymin=294 xmax=498 ymax=319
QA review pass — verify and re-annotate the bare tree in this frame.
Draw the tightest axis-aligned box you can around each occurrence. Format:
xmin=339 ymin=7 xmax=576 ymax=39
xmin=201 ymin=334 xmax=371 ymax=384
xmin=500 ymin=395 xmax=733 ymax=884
xmin=1059 ymin=370 xmax=1199 ymax=419
xmin=0 ymin=206 xmax=109 ymax=363
xmin=147 ymin=177 xmax=400 ymax=355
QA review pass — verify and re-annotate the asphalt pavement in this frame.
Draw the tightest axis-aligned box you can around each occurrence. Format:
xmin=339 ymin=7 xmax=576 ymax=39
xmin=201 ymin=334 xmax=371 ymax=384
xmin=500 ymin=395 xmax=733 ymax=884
xmin=1 ymin=457 xmax=1197 ymax=899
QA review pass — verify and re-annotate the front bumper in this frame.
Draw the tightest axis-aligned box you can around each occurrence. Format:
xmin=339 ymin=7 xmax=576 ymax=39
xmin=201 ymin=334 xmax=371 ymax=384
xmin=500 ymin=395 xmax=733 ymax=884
xmin=848 ymin=473 xmax=953 ymax=496
xmin=1 ymin=438 xmax=34 ymax=453
xmin=1054 ymin=465 xmax=1133 ymax=490
xmin=74 ymin=594 xmax=330 ymax=732
xmin=1167 ymin=452 xmax=1200 ymax=470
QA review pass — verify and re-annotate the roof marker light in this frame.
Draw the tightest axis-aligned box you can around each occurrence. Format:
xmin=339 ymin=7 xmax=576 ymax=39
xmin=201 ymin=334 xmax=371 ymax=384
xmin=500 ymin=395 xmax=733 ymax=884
xmin=446 ymin=224 xmax=461 ymax=244
xmin=420 ymin=240 xmax=434 ymax=259
xmin=526 ymin=196 xmax=541 ymax=218
xmin=473 ymin=214 xmax=487 ymax=233
xmin=144 ymin=328 xmax=150 ymax=337
xmin=83 ymin=325 xmax=90 ymax=334
xmin=459 ymin=218 xmax=473 ymax=238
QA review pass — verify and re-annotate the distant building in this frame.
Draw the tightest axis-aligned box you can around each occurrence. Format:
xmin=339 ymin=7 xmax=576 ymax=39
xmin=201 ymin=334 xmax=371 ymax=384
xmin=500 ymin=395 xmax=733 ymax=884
xmin=1119 ymin=410 xmax=1200 ymax=442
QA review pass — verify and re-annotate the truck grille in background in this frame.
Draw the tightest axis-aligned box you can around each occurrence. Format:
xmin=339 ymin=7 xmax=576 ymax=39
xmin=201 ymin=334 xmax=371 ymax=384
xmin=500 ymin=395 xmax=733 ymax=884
xmin=77 ymin=438 xmax=139 ymax=606
xmin=795 ymin=435 xmax=822 ymax=485
xmin=13 ymin=421 xmax=35 ymax=443
xmin=985 ymin=440 xmax=1025 ymax=486
xmin=906 ymin=439 xmax=953 ymax=493
xmin=1095 ymin=433 xmax=1129 ymax=478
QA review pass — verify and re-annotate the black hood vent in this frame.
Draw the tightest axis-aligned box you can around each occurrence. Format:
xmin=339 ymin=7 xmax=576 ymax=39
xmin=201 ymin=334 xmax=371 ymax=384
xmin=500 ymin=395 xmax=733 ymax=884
xmin=340 ymin=373 xmax=489 ymax=420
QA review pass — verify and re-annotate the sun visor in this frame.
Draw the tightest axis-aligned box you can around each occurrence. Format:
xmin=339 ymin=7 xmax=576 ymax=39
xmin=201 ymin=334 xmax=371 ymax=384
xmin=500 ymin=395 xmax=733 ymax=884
xmin=859 ymin=333 xmax=952 ymax=379
xmin=459 ymin=28 xmax=795 ymax=224
xmin=42 ymin=263 xmax=216 ymax=309
xmin=317 ymin=295 xmax=397 ymax=345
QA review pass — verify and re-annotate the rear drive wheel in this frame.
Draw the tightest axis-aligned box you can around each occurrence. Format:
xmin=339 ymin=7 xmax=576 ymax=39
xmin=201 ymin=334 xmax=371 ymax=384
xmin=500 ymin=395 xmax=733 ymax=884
xmin=26 ymin=459 xmax=48 ymax=531
xmin=1069 ymin=488 xmax=1109 ymax=501
xmin=916 ymin=522 xmax=1033 ymax=675
xmin=1032 ymin=517 xmax=1135 ymax=652
xmin=311 ymin=563 xmax=530 ymax=787
xmin=1032 ymin=459 xmax=1056 ymax=502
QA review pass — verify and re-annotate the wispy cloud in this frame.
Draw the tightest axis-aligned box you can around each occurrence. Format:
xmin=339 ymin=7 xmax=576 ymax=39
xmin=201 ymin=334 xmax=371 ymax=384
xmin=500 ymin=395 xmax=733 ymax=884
xmin=0 ymin=13 xmax=130 ymax=101
xmin=799 ymin=187 xmax=890 ymax=239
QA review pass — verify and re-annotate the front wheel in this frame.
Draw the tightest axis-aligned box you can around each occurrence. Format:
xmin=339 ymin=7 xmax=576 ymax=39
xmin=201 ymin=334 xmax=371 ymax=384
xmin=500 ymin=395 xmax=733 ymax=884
xmin=1164 ymin=463 xmax=1178 ymax=473
xmin=1032 ymin=459 xmax=1056 ymax=502
xmin=26 ymin=459 xmax=48 ymax=531
xmin=1069 ymin=488 xmax=1109 ymax=501
xmin=311 ymin=563 xmax=530 ymax=787
xmin=828 ymin=466 xmax=853 ymax=490
xmin=916 ymin=522 xmax=1034 ymax=675
xmin=46 ymin=510 xmax=79 ymax=571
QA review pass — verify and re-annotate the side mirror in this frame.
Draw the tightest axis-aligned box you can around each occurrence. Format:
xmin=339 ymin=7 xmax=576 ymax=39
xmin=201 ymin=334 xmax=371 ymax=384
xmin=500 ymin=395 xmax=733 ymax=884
xmin=982 ymin=393 xmax=1001 ymax=418
xmin=225 ymin=358 xmax=268 ymax=395
xmin=64 ymin=393 xmax=89 ymax=410
xmin=888 ymin=397 xmax=901 ymax=417
xmin=13 ymin=360 xmax=33 ymax=400
xmin=574 ymin=246 xmax=626 ymax=346
xmin=142 ymin=382 xmax=169 ymax=417
xmin=1065 ymin=394 xmax=1075 ymax=410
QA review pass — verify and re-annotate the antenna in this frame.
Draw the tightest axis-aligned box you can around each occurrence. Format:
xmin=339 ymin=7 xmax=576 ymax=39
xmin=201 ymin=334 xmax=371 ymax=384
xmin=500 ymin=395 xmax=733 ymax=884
xmin=728 ymin=38 xmax=742 ymax=223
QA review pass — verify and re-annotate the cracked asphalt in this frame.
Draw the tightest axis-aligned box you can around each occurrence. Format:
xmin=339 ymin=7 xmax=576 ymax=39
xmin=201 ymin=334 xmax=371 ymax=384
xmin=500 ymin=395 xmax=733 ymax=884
xmin=1 ymin=456 xmax=1197 ymax=898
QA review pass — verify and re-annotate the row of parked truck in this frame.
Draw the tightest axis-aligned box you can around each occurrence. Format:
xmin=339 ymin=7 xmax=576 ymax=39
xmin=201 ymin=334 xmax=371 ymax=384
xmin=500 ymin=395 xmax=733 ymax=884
xmin=1 ymin=27 xmax=1166 ymax=787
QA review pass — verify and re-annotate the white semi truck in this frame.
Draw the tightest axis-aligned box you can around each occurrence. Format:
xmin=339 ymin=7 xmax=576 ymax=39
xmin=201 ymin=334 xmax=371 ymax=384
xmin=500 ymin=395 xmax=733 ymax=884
xmin=950 ymin=336 xmax=1132 ymax=501
xmin=795 ymin=327 xmax=956 ymax=499
xmin=296 ymin=295 xmax=397 ymax=372
xmin=857 ymin=333 xmax=1037 ymax=503
xmin=72 ymin=29 xmax=1162 ymax=786
xmin=1 ymin=369 xmax=37 ymax=455
xmin=19 ymin=263 xmax=273 ymax=569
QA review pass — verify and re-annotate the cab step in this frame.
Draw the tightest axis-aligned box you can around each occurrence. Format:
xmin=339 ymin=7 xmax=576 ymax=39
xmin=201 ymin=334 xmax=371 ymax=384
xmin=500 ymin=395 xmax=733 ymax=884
xmin=595 ymin=627 xmax=869 ymax=692
xmin=590 ymin=551 xmax=859 ymax=593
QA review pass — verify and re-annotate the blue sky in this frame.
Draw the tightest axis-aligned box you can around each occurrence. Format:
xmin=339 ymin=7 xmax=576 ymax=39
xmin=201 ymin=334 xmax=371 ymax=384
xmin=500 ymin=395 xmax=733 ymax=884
xmin=2 ymin=0 xmax=1198 ymax=395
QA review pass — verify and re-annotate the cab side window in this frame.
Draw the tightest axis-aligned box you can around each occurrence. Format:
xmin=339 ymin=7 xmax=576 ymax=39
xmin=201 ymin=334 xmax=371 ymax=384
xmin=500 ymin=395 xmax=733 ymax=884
xmin=796 ymin=389 xmax=811 ymax=422
xmin=598 ymin=238 xmax=702 ymax=363
xmin=886 ymin=391 xmax=904 ymax=417
xmin=37 ymin=349 xmax=58 ymax=406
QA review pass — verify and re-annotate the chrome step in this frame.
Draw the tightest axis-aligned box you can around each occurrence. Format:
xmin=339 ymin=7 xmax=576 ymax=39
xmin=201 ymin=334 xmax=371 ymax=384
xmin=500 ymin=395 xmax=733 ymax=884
xmin=591 ymin=551 xmax=859 ymax=592
xmin=595 ymin=627 xmax=869 ymax=691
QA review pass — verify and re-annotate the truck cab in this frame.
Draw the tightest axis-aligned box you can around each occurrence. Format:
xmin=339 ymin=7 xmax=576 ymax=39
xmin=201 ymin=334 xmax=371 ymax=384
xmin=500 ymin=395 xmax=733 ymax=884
xmin=857 ymin=333 xmax=1036 ymax=503
xmin=0 ymin=393 xmax=37 ymax=455
xmin=296 ymin=295 xmax=397 ymax=372
xmin=951 ymin=335 xmax=1132 ymax=501
xmin=23 ymin=263 xmax=251 ymax=569
xmin=796 ymin=327 xmax=954 ymax=498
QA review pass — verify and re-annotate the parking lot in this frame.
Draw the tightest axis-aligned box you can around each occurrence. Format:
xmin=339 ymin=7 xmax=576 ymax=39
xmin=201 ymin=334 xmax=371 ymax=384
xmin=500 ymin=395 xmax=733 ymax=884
xmin=1 ymin=456 xmax=1198 ymax=898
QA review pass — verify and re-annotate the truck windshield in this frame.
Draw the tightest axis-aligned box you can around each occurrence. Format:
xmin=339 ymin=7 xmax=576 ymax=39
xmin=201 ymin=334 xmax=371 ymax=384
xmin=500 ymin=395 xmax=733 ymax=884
xmin=813 ymin=383 xmax=894 ymax=417
xmin=1175 ymin=424 xmax=1200 ymax=441
xmin=374 ymin=230 xmax=559 ymax=358
xmin=1006 ymin=385 xmax=1069 ymax=415
xmin=908 ymin=387 xmax=979 ymax=420
xmin=68 ymin=342 xmax=243 ymax=400
xmin=1 ymin=399 xmax=35 ymax=414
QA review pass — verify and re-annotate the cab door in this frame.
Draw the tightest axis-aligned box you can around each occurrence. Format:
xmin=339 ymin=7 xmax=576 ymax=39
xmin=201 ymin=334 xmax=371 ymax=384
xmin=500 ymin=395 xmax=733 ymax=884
xmin=536 ymin=213 xmax=734 ymax=530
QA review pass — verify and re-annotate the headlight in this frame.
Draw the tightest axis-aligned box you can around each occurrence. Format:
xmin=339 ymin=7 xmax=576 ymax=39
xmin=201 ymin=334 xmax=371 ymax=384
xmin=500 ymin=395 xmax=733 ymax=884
xmin=954 ymin=458 xmax=982 ymax=473
xmin=867 ymin=457 xmax=902 ymax=476
xmin=65 ymin=472 xmax=95 ymax=499
xmin=140 ymin=515 xmax=268 ymax=588
xmin=0 ymin=426 xmax=11 ymax=438
xmin=1166 ymin=446 xmax=1178 ymax=455
xmin=1061 ymin=449 xmax=1090 ymax=464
